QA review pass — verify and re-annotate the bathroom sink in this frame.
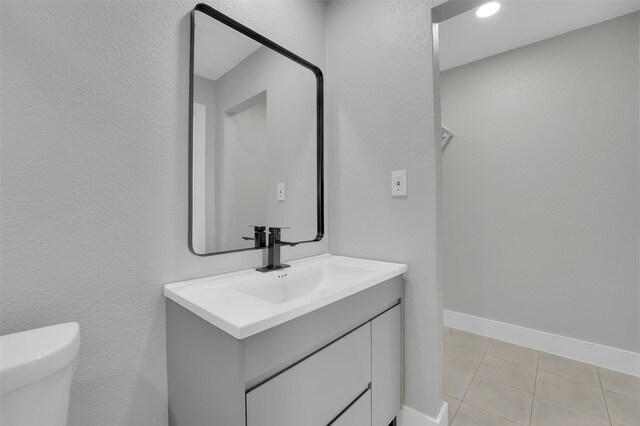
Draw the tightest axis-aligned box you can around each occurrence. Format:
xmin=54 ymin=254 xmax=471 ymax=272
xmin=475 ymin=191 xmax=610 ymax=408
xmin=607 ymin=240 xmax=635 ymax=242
xmin=233 ymin=262 xmax=374 ymax=304
xmin=164 ymin=254 xmax=407 ymax=339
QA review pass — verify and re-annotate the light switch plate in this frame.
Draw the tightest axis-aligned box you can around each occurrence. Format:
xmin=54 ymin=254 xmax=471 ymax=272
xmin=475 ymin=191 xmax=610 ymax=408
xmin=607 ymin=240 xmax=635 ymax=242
xmin=277 ymin=182 xmax=286 ymax=201
xmin=391 ymin=170 xmax=407 ymax=197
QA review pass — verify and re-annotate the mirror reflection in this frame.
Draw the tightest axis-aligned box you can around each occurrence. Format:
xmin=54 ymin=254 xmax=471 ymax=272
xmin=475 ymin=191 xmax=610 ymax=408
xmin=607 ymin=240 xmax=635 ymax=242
xmin=190 ymin=7 xmax=322 ymax=255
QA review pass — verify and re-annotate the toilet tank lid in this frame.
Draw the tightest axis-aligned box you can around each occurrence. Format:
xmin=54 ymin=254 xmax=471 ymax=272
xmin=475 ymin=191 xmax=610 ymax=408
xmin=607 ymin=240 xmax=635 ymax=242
xmin=0 ymin=322 xmax=80 ymax=395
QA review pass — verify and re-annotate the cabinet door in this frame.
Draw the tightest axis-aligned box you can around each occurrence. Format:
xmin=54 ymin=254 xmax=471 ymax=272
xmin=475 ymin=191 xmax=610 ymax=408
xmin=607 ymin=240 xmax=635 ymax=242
xmin=372 ymin=304 xmax=402 ymax=426
xmin=330 ymin=390 xmax=371 ymax=426
xmin=246 ymin=323 xmax=371 ymax=426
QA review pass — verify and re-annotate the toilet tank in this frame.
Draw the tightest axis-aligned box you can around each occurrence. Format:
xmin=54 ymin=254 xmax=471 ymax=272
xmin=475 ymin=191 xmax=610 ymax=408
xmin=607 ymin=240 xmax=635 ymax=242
xmin=0 ymin=323 xmax=80 ymax=426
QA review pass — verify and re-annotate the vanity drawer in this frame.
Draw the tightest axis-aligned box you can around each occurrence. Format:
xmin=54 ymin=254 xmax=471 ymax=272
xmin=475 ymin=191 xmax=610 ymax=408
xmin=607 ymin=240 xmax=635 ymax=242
xmin=245 ymin=323 xmax=371 ymax=426
xmin=330 ymin=389 xmax=371 ymax=426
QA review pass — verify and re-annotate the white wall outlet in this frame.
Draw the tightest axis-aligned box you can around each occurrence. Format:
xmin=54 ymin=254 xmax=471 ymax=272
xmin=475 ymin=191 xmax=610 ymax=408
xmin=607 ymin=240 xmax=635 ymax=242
xmin=277 ymin=182 xmax=286 ymax=201
xmin=391 ymin=170 xmax=407 ymax=197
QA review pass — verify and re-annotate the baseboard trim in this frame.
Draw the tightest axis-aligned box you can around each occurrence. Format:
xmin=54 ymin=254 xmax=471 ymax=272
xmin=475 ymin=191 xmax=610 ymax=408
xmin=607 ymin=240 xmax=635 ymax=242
xmin=398 ymin=402 xmax=448 ymax=426
xmin=444 ymin=310 xmax=640 ymax=377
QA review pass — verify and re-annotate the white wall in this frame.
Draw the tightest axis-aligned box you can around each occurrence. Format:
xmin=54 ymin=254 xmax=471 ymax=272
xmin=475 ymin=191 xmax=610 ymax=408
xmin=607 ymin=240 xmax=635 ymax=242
xmin=0 ymin=2 xmax=327 ymax=425
xmin=442 ymin=13 xmax=640 ymax=352
xmin=326 ymin=0 xmax=444 ymax=418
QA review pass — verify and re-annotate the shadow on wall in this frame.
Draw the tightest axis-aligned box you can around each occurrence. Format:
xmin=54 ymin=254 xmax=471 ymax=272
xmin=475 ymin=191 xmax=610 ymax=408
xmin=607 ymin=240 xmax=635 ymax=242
xmin=65 ymin=295 xmax=168 ymax=425
xmin=123 ymin=296 xmax=168 ymax=425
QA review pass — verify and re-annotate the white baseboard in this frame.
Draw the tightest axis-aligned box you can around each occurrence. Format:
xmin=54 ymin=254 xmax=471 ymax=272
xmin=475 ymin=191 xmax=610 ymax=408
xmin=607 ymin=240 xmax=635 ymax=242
xmin=444 ymin=310 xmax=640 ymax=377
xmin=398 ymin=402 xmax=448 ymax=426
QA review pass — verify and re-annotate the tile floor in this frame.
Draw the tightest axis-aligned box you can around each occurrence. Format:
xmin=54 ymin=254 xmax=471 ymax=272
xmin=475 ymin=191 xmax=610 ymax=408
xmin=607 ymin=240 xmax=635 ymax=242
xmin=443 ymin=327 xmax=640 ymax=426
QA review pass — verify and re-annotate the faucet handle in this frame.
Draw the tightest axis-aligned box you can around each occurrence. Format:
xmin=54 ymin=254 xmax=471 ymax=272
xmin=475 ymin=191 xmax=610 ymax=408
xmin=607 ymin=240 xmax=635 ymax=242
xmin=268 ymin=227 xmax=298 ymax=246
xmin=242 ymin=225 xmax=267 ymax=248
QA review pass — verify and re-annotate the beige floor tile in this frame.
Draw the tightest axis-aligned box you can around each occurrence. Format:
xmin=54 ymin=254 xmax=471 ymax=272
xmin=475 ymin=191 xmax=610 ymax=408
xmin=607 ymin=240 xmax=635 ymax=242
xmin=451 ymin=403 xmax=519 ymax=426
xmin=476 ymin=355 xmax=536 ymax=393
xmin=464 ymin=376 xmax=533 ymax=425
xmin=444 ymin=366 xmax=474 ymax=400
xmin=604 ymin=390 xmax=640 ymax=425
xmin=444 ymin=394 xmax=461 ymax=425
xmin=535 ymin=371 xmax=608 ymax=419
xmin=531 ymin=396 xmax=610 ymax=426
xmin=599 ymin=368 xmax=640 ymax=399
xmin=538 ymin=352 xmax=600 ymax=387
xmin=445 ymin=343 xmax=484 ymax=374
xmin=486 ymin=340 xmax=539 ymax=368
xmin=445 ymin=329 xmax=492 ymax=353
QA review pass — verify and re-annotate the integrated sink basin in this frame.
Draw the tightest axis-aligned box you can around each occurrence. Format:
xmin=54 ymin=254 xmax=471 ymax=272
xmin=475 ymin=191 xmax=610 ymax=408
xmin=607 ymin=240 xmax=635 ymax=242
xmin=234 ymin=262 xmax=374 ymax=304
xmin=164 ymin=254 xmax=407 ymax=339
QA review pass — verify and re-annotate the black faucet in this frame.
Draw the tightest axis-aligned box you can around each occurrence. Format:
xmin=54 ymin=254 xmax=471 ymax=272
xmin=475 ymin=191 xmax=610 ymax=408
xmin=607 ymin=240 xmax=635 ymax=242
xmin=256 ymin=227 xmax=298 ymax=272
xmin=242 ymin=226 xmax=266 ymax=248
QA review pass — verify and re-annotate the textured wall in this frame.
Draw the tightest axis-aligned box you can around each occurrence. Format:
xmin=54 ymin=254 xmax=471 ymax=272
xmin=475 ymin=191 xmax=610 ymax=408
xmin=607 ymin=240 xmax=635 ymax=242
xmin=0 ymin=2 xmax=327 ymax=425
xmin=326 ymin=0 xmax=444 ymax=418
xmin=442 ymin=13 xmax=640 ymax=352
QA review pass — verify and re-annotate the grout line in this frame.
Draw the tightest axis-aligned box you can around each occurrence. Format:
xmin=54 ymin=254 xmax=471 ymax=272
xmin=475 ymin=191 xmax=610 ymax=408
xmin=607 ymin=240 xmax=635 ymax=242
xmin=452 ymin=330 xmax=531 ymax=425
xmin=461 ymin=400 xmax=526 ymax=426
xmin=458 ymin=336 xmax=491 ymax=404
xmin=597 ymin=367 xmax=614 ymax=425
xmin=537 ymin=368 xmax=610 ymax=391
xmin=536 ymin=352 xmax=606 ymax=388
xmin=533 ymin=394 xmax=612 ymax=423
xmin=446 ymin=365 xmax=535 ymax=397
xmin=442 ymin=327 xmax=454 ymax=425
xmin=473 ymin=373 xmax=535 ymax=394
xmin=449 ymin=328 xmax=615 ymax=425
xmin=483 ymin=339 xmax=541 ymax=369
xmin=529 ymin=349 xmax=540 ymax=425
xmin=445 ymin=334 xmax=487 ymax=422
xmin=444 ymin=341 xmax=487 ymax=355
xmin=536 ymin=366 xmax=602 ymax=388
xmin=446 ymin=397 xmax=461 ymax=425
xmin=533 ymin=368 xmax=612 ymax=421
xmin=479 ymin=353 xmax=538 ymax=373
xmin=445 ymin=327 xmax=490 ymax=424
xmin=444 ymin=331 xmax=489 ymax=355
xmin=601 ymin=387 xmax=640 ymax=401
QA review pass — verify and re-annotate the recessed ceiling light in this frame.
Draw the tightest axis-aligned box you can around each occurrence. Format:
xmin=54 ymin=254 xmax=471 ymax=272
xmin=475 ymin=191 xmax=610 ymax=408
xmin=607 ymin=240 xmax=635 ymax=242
xmin=476 ymin=2 xmax=501 ymax=18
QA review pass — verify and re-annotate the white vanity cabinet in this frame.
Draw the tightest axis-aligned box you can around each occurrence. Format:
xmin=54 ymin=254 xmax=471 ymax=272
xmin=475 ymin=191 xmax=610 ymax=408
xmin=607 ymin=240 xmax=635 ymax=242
xmin=246 ymin=323 xmax=371 ymax=426
xmin=166 ymin=275 xmax=402 ymax=426
xmin=332 ymin=390 xmax=372 ymax=426
xmin=372 ymin=303 xmax=402 ymax=426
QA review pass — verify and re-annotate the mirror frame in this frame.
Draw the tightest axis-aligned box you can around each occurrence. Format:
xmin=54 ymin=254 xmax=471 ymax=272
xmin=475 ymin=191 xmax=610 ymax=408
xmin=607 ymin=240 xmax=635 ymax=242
xmin=188 ymin=3 xmax=324 ymax=256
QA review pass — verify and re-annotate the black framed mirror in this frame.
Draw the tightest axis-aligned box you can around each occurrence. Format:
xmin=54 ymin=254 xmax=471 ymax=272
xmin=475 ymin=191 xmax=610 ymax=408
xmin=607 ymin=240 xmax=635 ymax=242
xmin=189 ymin=4 xmax=324 ymax=256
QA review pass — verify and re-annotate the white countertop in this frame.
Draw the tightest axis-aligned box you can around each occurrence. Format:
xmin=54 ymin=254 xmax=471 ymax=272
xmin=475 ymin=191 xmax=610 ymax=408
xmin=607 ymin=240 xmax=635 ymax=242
xmin=164 ymin=254 xmax=407 ymax=339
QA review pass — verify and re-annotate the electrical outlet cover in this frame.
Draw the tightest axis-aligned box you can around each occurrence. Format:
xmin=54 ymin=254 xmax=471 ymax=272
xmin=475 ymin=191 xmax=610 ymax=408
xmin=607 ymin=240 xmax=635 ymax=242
xmin=391 ymin=170 xmax=407 ymax=197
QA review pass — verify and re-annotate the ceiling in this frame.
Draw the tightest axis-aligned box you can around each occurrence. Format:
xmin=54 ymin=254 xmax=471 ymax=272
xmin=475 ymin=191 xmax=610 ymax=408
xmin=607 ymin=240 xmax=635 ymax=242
xmin=194 ymin=10 xmax=261 ymax=81
xmin=439 ymin=1 xmax=640 ymax=71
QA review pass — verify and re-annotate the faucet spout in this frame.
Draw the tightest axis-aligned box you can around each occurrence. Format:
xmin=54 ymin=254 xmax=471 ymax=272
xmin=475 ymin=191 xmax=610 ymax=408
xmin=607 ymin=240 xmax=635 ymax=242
xmin=256 ymin=227 xmax=295 ymax=272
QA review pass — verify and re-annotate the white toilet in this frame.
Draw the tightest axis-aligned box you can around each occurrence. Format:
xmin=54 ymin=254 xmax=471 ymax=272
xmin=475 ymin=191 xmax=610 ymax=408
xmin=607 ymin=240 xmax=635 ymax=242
xmin=0 ymin=322 xmax=80 ymax=426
